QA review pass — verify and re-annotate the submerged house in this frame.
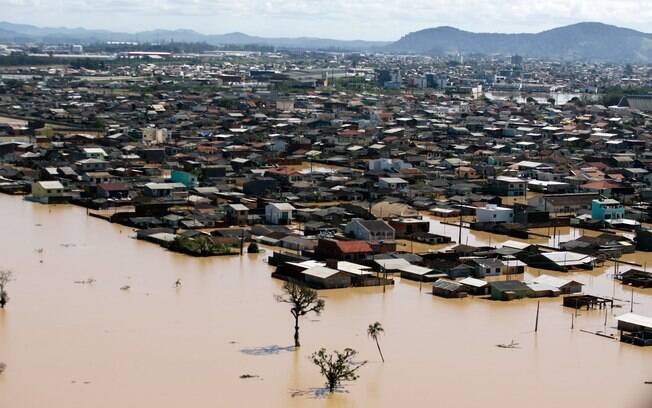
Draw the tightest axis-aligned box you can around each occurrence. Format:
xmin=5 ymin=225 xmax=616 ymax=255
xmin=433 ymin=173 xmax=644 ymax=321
xmin=470 ymin=258 xmax=506 ymax=278
xmin=427 ymin=258 xmax=475 ymax=279
xmin=432 ymin=279 xmax=468 ymax=298
xmin=618 ymin=269 xmax=652 ymax=288
xmin=388 ymin=218 xmax=430 ymax=238
xmin=273 ymin=260 xmax=351 ymax=289
xmin=397 ymin=264 xmax=437 ymax=282
xmin=302 ymin=266 xmax=352 ymax=289
xmin=531 ymin=274 xmax=583 ymax=295
xmin=616 ymin=313 xmax=652 ymax=347
xmin=525 ymin=282 xmax=562 ymax=298
xmin=489 ymin=280 xmax=531 ymax=301
xmin=344 ymin=218 xmax=396 ymax=242
xmin=30 ymin=180 xmax=67 ymax=203
xmin=315 ymin=239 xmax=373 ymax=261
xmin=520 ymin=251 xmax=594 ymax=272
xmin=459 ymin=277 xmax=489 ymax=296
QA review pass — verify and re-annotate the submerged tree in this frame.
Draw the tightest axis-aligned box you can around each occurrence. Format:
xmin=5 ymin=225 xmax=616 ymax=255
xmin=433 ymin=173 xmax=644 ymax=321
xmin=367 ymin=322 xmax=385 ymax=362
xmin=275 ymin=281 xmax=325 ymax=347
xmin=311 ymin=348 xmax=367 ymax=392
xmin=0 ymin=269 xmax=13 ymax=309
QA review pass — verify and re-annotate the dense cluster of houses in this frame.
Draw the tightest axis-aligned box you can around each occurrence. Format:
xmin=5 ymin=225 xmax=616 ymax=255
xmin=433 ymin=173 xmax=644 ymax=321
xmin=1 ymin=52 xmax=651 ymax=344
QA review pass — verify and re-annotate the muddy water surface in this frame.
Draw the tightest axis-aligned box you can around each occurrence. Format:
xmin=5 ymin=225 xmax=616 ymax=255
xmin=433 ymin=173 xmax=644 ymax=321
xmin=0 ymin=194 xmax=651 ymax=408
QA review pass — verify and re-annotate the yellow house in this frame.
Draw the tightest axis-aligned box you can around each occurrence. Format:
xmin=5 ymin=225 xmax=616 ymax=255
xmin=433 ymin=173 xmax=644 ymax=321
xmin=31 ymin=181 xmax=66 ymax=203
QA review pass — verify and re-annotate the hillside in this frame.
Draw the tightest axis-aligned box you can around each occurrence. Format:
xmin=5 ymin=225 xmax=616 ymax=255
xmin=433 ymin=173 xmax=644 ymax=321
xmin=386 ymin=22 xmax=652 ymax=62
xmin=0 ymin=22 xmax=388 ymax=51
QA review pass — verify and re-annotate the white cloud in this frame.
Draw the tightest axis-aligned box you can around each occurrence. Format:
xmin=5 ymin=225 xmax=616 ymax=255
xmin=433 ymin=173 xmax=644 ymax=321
xmin=1 ymin=0 xmax=652 ymax=40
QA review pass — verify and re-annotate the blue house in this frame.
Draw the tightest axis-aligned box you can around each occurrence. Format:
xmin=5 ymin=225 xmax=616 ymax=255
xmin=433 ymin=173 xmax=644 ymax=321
xmin=171 ymin=170 xmax=198 ymax=188
xmin=591 ymin=199 xmax=624 ymax=221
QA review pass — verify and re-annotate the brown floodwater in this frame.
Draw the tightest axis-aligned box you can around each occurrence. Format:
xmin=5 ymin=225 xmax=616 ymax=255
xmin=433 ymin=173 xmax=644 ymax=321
xmin=0 ymin=194 xmax=651 ymax=408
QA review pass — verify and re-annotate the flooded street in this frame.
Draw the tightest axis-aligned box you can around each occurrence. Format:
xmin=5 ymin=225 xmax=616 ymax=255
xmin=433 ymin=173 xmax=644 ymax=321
xmin=0 ymin=194 xmax=651 ymax=408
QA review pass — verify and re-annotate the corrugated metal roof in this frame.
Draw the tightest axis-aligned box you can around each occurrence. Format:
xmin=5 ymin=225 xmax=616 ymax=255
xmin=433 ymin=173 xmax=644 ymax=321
xmin=459 ymin=277 xmax=488 ymax=288
xmin=615 ymin=313 xmax=652 ymax=329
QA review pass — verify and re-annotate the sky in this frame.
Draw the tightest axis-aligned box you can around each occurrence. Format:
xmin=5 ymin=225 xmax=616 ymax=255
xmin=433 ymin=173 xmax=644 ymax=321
xmin=2 ymin=0 xmax=652 ymax=41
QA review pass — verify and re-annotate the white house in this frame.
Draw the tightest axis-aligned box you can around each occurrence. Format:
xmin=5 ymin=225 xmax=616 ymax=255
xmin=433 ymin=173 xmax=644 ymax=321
xmin=476 ymin=204 xmax=514 ymax=223
xmin=344 ymin=219 xmax=395 ymax=242
xmin=82 ymin=147 xmax=108 ymax=159
xmin=378 ymin=177 xmax=409 ymax=190
xmin=265 ymin=203 xmax=295 ymax=225
xmin=368 ymin=159 xmax=411 ymax=172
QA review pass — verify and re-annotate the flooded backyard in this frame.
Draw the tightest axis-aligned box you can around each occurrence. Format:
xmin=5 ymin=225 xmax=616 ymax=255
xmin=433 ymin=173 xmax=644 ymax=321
xmin=0 ymin=193 xmax=651 ymax=407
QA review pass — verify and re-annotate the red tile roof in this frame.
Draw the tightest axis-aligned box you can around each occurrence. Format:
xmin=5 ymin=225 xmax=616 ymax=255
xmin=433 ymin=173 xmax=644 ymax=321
xmin=335 ymin=240 xmax=373 ymax=254
xmin=581 ymin=181 xmax=620 ymax=190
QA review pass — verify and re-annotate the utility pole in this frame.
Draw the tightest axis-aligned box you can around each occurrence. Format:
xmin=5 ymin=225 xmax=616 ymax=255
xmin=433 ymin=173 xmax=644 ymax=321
xmin=458 ymin=209 xmax=463 ymax=244
xmin=630 ymin=287 xmax=634 ymax=313
xmin=534 ymin=301 xmax=540 ymax=333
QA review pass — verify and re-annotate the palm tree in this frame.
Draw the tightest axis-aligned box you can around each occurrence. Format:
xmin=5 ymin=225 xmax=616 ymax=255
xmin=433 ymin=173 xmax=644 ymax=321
xmin=367 ymin=322 xmax=385 ymax=362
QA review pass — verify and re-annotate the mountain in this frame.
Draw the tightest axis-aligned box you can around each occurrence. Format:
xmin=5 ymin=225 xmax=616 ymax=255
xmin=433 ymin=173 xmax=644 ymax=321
xmin=386 ymin=22 xmax=652 ymax=62
xmin=0 ymin=22 xmax=389 ymax=51
xmin=3 ymin=21 xmax=651 ymax=61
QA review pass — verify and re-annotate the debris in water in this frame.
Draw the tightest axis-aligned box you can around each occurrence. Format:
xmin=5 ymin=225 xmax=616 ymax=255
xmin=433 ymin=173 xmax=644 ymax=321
xmin=74 ymin=278 xmax=96 ymax=285
xmin=496 ymin=340 xmax=520 ymax=349
xmin=239 ymin=374 xmax=259 ymax=379
xmin=34 ymin=248 xmax=44 ymax=254
xmin=120 ymin=285 xmax=130 ymax=291
xmin=60 ymin=243 xmax=77 ymax=248
xmin=0 ymin=362 xmax=6 ymax=374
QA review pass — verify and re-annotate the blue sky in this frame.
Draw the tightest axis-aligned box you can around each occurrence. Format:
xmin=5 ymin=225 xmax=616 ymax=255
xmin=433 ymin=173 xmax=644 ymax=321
xmin=1 ymin=0 xmax=651 ymax=40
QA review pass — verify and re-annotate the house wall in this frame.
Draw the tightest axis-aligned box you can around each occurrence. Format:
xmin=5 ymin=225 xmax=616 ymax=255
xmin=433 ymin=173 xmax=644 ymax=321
xmin=265 ymin=206 xmax=293 ymax=225
xmin=31 ymin=183 xmax=64 ymax=198
xmin=476 ymin=206 xmax=514 ymax=223
xmin=591 ymin=200 xmax=624 ymax=220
